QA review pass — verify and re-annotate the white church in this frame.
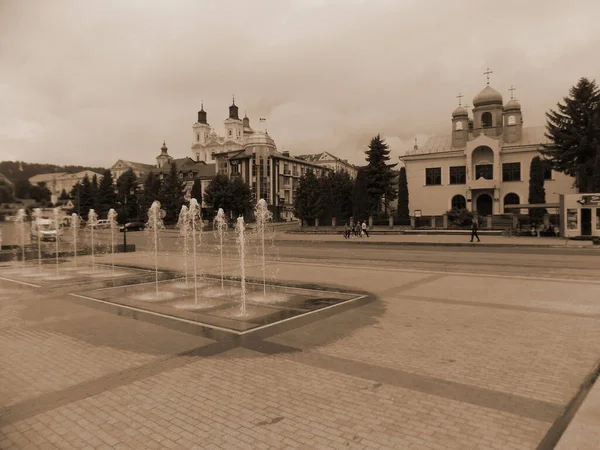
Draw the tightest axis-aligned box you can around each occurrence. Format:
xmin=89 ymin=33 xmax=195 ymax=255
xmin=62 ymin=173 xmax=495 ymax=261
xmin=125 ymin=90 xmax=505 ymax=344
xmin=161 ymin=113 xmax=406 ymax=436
xmin=400 ymin=76 xmax=577 ymax=217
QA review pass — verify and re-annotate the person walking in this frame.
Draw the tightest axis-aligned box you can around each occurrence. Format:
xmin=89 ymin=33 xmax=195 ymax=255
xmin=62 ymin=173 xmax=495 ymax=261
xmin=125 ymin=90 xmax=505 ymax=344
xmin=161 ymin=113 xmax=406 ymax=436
xmin=470 ymin=219 xmax=480 ymax=242
xmin=343 ymin=222 xmax=350 ymax=239
xmin=362 ymin=221 xmax=369 ymax=237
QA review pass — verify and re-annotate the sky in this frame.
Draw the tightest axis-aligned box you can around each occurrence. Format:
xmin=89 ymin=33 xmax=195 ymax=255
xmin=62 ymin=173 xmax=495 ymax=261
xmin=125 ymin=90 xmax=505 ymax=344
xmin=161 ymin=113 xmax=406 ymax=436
xmin=1 ymin=0 xmax=600 ymax=168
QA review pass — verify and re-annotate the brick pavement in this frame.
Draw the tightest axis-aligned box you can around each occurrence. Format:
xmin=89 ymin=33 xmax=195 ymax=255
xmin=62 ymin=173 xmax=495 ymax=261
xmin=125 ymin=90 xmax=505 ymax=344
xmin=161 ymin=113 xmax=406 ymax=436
xmin=1 ymin=248 xmax=600 ymax=449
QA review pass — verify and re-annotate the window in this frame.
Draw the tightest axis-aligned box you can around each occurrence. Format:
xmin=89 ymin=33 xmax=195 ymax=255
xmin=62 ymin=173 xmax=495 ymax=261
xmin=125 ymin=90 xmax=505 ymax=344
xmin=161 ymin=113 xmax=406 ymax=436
xmin=451 ymin=195 xmax=466 ymax=210
xmin=475 ymin=164 xmax=493 ymax=180
xmin=228 ymin=129 xmax=232 ymax=136
xmin=425 ymin=167 xmax=441 ymax=186
xmin=507 ymin=116 xmax=516 ymax=125
xmin=455 ymin=121 xmax=463 ymax=131
xmin=449 ymin=166 xmax=466 ymax=185
xmin=481 ymin=112 xmax=492 ymax=128
xmin=503 ymin=193 xmax=520 ymax=213
xmin=197 ymin=133 xmax=200 ymax=141
xmin=502 ymin=162 xmax=521 ymax=182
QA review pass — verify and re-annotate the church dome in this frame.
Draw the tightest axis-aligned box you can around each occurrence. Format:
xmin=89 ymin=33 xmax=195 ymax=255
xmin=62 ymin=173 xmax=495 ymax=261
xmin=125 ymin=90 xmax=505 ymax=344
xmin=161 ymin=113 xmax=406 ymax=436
xmin=452 ymin=106 xmax=468 ymax=117
xmin=244 ymin=131 xmax=275 ymax=148
xmin=504 ymin=99 xmax=521 ymax=111
xmin=473 ymin=85 xmax=503 ymax=107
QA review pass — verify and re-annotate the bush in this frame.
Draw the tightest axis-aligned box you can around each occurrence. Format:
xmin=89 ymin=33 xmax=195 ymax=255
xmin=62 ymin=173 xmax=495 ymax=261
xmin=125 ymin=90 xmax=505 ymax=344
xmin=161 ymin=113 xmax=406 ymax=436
xmin=446 ymin=208 xmax=473 ymax=226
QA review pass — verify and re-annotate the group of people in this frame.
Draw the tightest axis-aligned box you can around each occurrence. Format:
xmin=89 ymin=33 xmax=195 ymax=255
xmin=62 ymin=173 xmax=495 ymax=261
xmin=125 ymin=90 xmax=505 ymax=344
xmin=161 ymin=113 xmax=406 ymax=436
xmin=343 ymin=221 xmax=369 ymax=238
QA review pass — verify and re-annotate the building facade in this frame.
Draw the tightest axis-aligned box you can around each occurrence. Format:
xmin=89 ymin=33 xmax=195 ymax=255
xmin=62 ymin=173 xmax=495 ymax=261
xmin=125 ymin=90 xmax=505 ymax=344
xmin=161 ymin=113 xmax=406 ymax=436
xmin=190 ymin=99 xmax=256 ymax=164
xmin=400 ymin=84 xmax=577 ymax=216
xmin=213 ymin=132 xmax=330 ymax=220
xmin=295 ymin=152 xmax=358 ymax=179
xmin=29 ymin=170 xmax=103 ymax=198
xmin=111 ymin=160 xmax=155 ymax=181
xmin=560 ymin=193 xmax=600 ymax=238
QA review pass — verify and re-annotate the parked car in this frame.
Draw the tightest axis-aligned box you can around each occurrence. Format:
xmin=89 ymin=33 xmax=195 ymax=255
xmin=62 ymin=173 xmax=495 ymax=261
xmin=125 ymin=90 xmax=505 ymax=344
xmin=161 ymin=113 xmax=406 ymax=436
xmin=96 ymin=219 xmax=111 ymax=229
xmin=31 ymin=218 xmax=62 ymax=241
xmin=120 ymin=221 xmax=145 ymax=232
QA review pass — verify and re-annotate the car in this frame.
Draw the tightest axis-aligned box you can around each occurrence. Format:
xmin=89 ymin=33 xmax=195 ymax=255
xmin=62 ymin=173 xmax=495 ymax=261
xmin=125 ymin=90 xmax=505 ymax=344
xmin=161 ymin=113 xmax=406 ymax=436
xmin=31 ymin=218 xmax=63 ymax=242
xmin=96 ymin=219 xmax=111 ymax=229
xmin=120 ymin=221 xmax=145 ymax=232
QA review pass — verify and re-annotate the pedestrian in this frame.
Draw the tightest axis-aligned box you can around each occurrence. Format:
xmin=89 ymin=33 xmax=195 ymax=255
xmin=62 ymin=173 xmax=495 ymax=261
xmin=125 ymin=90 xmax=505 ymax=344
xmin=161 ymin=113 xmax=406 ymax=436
xmin=343 ymin=222 xmax=350 ymax=239
xmin=362 ymin=221 xmax=369 ymax=237
xmin=470 ymin=219 xmax=480 ymax=242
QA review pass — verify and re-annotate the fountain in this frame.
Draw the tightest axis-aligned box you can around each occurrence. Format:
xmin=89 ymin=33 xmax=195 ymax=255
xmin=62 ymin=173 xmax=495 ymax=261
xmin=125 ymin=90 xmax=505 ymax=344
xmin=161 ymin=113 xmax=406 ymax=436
xmin=32 ymin=208 xmax=43 ymax=267
xmin=52 ymin=208 xmax=61 ymax=276
xmin=213 ymin=208 xmax=227 ymax=290
xmin=15 ymin=209 xmax=26 ymax=268
xmin=107 ymin=208 xmax=118 ymax=276
xmin=146 ymin=201 xmax=164 ymax=296
xmin=188 ymin=199 xmax=203 ymax=304
xmin=176 ymin=205 xmax=190 ymax=286
xmin=70 ymin=213 xmax=80 ymax=267
xmin=254 ymin=199 xmax=273 ymax=297
xmin=87 ymin=209 xmax=98 ymax=272
xmin=235 ymin=216 xmax=247 ymax=315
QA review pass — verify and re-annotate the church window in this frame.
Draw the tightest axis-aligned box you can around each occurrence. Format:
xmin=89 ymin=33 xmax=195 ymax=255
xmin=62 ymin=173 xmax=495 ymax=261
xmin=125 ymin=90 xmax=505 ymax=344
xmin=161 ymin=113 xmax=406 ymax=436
xmin=475 ymin=164 xmax=493 ymax=180
xmin=451 ymin=195 xmax=466 ymax=210
xmin=455 ymin=122 xmax=463 ymax=131
xmin=502 ymin=162 xmax=521 ymax=182
xmin=503 ymin=193 xmax=520 ymax=213
xmin=449 ymin=166 xmax=466 ymax=185
xmin=197 ymin=133 xmax=200 ymax=141
xmin=507 ymin=115 xmax=516 ymax=125
xmin=229 ymin=129 xmax=232 ymax=136
xmin=425 ymin=168 xmax=442 ymax=186
xmin=481 ymin=112 xmax=493 ymax=128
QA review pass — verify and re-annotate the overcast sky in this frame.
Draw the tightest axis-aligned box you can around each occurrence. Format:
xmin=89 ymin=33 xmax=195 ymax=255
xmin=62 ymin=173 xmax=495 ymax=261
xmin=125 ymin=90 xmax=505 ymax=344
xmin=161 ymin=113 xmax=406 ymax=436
xmin=1 ymin=0 xmax=599 ymax=168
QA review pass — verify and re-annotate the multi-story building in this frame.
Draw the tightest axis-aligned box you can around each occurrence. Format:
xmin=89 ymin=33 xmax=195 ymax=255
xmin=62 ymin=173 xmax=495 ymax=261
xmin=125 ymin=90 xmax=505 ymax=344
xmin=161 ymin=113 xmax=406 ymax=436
xmin=295 ymin=152 xmax=358 ymax=179
xmin=111 ymin=160 xmax=155 ymax=181
xmin=213 ymin=131 xmax=330 ymax=220
xmin=29 ymin=170 xmax=103 ymax=198
xmin=400 ymin=82 xmax=577 ymax=217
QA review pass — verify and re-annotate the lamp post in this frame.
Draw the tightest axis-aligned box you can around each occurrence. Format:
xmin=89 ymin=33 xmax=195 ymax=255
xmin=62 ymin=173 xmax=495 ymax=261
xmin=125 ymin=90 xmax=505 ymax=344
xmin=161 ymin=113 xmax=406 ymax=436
xmin=123 ymin=195 xmax=128 ymax=253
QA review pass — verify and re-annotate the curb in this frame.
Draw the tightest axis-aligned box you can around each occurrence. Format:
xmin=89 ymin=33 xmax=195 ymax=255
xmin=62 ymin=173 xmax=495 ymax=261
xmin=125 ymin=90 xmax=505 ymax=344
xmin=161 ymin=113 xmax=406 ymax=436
xmin=273 ymin=239 xmax=595 ymax=249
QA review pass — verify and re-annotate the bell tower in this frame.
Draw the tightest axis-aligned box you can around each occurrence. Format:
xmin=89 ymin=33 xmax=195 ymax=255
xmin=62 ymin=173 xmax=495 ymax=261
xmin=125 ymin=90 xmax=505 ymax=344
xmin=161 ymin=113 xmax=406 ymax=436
xmin=224 ymin=96 xmax=244 ymax=143
xmin=192 ymin=102 xmax=210 ymax=145
xmin=502 ymin=86 xmax=523 ymax=144
xmin=451 ymin=93 xmax=469 ymax=148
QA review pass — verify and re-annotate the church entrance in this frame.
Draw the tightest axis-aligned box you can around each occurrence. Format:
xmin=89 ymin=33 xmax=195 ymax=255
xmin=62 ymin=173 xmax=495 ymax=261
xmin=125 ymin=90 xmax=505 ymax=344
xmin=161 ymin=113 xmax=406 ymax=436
xmin=476 ymin=194 xmax=493 ymax=216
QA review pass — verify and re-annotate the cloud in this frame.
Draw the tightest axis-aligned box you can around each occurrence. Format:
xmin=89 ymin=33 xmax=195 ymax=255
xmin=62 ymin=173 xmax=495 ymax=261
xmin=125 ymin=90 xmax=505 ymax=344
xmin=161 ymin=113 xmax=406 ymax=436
xmin=1 ymin=0 xmax=599 ymax=167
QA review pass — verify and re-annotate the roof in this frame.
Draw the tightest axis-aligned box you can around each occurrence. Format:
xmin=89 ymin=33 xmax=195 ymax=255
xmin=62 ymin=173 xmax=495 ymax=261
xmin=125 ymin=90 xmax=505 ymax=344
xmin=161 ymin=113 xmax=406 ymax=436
xmin=296 ymin=152 xmax=354 ymax=166
xmin=29 ymin=172 xmax=68 ymax=183
xmin=405 ymin=126 xmax=549 ymax=156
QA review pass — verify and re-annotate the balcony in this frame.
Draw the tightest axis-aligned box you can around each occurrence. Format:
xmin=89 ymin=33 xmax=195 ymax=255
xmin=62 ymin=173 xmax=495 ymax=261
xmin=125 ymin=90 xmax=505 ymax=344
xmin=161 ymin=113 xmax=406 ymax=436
xmin=469 ymin=177 xmax=496 ymax=190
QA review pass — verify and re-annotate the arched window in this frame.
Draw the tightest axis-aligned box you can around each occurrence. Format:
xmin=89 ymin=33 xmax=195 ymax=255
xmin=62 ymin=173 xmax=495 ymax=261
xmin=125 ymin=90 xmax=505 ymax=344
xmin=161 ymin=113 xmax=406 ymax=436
xmin=503 ymin=193 xmax=520 ymax=213
xmin=481 ymin=112 xmax=492 ymax=128
xmin=507 ymin=115 xmax=516 ymax=125
xmin=451 ymin=195 xmax=467 ymax=210
xmin=455 ymin=121 xmax=463 ymax=131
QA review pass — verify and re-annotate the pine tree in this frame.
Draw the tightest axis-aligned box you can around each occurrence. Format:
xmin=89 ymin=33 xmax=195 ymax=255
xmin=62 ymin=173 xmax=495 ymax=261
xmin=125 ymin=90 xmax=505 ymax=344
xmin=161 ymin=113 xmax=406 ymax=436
xmin=528 ymin=156 xmax=547 ymax=223
xmin=293 ymin=170 xmax=323 ymax=224
xmin=59 ymin=189 xmax=70 ymax=200
xmin=78 ymin=175 xmax=94 ymax=220
xmin=157 ymin=163 xmax=185 ymax=225
xmin=95 ymin=169 xmax=117 ymax=218
xmin=397 ymin=166 xmax=410 ymax=220
xmin=543 ymin=77 xmax=600 ymax=193
xmin=91 ymin=174 xmax=99 ymax=209
xmin=116 ymin=169 xmax=139 ymax=224
xmin=204 ymin=174 xmax=231 ymax=213
xmin=364 ymin=135 xmax=398 ymax=216
xmin=140 ymin=172 xmax=161 ymax=222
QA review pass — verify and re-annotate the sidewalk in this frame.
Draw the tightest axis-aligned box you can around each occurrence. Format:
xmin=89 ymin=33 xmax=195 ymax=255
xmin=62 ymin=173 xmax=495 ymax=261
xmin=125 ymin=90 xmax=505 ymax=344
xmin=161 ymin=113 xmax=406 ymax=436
xmin=277 ymin=232 xmax=598 ymax=248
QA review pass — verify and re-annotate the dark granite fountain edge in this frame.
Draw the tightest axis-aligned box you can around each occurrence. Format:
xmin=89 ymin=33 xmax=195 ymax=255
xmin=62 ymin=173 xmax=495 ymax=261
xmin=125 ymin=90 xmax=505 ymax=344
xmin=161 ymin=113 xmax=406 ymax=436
xmin=0 ymin=245 xmax=136 ymax=263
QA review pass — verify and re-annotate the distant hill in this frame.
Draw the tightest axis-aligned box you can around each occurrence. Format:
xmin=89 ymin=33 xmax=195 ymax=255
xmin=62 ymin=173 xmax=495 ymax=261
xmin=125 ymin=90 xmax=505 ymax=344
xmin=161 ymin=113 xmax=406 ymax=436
xmin=0 ymin=161 xmax=106 ymax=183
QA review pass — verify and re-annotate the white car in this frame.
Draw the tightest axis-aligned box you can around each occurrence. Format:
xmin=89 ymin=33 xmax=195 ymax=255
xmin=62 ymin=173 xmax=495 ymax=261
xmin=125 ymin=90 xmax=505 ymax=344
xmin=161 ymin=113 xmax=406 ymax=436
xmin=96 ymin=219 xmax=111 ymax=229
xmin=31 ymin=219 xmax=62 ymax=242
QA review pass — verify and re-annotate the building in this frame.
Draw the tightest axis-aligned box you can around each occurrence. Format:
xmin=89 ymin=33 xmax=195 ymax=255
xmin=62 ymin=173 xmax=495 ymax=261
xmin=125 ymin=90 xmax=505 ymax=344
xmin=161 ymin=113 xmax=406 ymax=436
xmin=400 ymin=82 xmax=577 ymax=217
xmin=295 ymin=152 xmax=358 ymax=179
xmin=29 ymin=170 xmax=103 ymax=199
xmin=213 ymin=131 xmax=330 ymax=220
xmin=190 ymin=99 xmax=256 ymax=164
xmin=559 ymin=193 xmax=600 ymax=238
xmin=111 ymin=160 xmax=156 ymax=181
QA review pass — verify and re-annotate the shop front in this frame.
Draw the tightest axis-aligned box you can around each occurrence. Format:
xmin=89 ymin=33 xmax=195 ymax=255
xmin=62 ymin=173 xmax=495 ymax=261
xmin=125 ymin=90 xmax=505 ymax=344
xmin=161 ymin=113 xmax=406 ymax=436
xmin=559 ymin=193 xmax=600 ymax=238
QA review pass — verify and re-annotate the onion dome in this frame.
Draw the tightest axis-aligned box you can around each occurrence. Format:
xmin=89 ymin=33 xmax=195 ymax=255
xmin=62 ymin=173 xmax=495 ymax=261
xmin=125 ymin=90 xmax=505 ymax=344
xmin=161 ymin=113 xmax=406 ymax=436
xmin=473 ymin=85 xmax=503 ymax=107
xmin=452 ymin=106 xmax=468 ymax=117
xmin=504 ymin=99 xmax=521 ymax=112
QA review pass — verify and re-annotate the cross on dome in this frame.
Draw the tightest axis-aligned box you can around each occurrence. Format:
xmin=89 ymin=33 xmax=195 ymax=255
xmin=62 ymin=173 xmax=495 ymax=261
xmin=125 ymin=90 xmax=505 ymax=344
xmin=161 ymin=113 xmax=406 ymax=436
xmin=484 ymin=68 xmax=493 ymax=85
xmin=509 ymin=85 xmax=516 ymax=99
xmin=456 ymin=93 xmax=463 ymax=106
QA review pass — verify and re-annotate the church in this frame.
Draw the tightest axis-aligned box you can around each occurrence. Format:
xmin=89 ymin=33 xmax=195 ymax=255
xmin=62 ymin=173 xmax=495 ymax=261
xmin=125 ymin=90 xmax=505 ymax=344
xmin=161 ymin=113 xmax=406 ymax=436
xmin=190 ymin=98 xmax=256 ymax=164
xmin=400 ymin=75 xmax=577 ymax=217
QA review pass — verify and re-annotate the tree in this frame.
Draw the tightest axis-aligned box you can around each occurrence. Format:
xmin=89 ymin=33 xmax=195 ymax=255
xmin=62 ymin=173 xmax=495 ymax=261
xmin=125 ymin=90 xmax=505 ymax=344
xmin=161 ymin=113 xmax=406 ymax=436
xmin=140 ymin=172 xmax=161 ymax=222
xmin=157 ymin=163 xmax=185 ymax=225
xmin=190 ymin=178 xmax=202 ymax=204
xmin=204 ymin=174 xmax=231 ymax=213
xmin=74 ymin=175 xmax=94 ymax=219
xmin=14 ymin=179 xmax=32 ymax=199
xmin=95 ymin=169 xmax=117 ymax=218
xmin=397 ymin=166 xmax=410 ymax=220
xmin=543 ymin=77 xmax=600 ymax=193
xmin=30 ymin=182 xmax=52 ymax=204
xmin=364 ymin=135 xmax=397 ymax=216
xmin=0 ymin=180 xmax=14 ymax=203
xmin=229 ymin=176 xmax=253 ymax=218
xmin=59 ymin=189 xmax=70 ymax=201
xmin=91 ymin=174 xmax=99 ymax=209
xmin=293 ymin=170 xmax=324 ymax=224
xmin=352 ymin=168 xmax=369 ymax=220
xmin=528 ymin=156 xmax=547 ymax=223
xmin=319 ymin=170 xmax=353 ymax=224
xmin=116 ymin=169 xmax=138 ymax=224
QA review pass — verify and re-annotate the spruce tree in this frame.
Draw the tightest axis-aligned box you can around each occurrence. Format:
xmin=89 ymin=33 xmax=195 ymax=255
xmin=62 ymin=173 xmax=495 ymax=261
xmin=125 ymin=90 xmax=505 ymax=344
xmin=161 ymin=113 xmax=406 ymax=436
xmin=91 ymin=174 xmax=99 ymax=209
xmin=78 ymin=176 xmax=95 ymax=219
xmin=397 ymin=166 xmax=410 ymax=220
xmin=352 ymin=168 xmax=369 ymax=221
xmin=293 ymin=170 xmax=323 ymax=224
xmin=140 ymin=172 xmax=161 ymax=222
xmin=190 ymin=178 xmax=202 ymax=204
xmin=528 ymin=156 xmax=547 ymax=223
xmin=543 ymin=77 xmax=600 ymax=193
xmin=59 ymin=189 xmax=70 ymax=201
xmin=116 ymin=169 xmax=138 ymax=224
xmin=364 ymin=135 xmax=397 ymax=216
xmin=95 ymin=169 xmax=117 ymax=218
xmin=158 ymin=163 xmax=185 ymax=225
